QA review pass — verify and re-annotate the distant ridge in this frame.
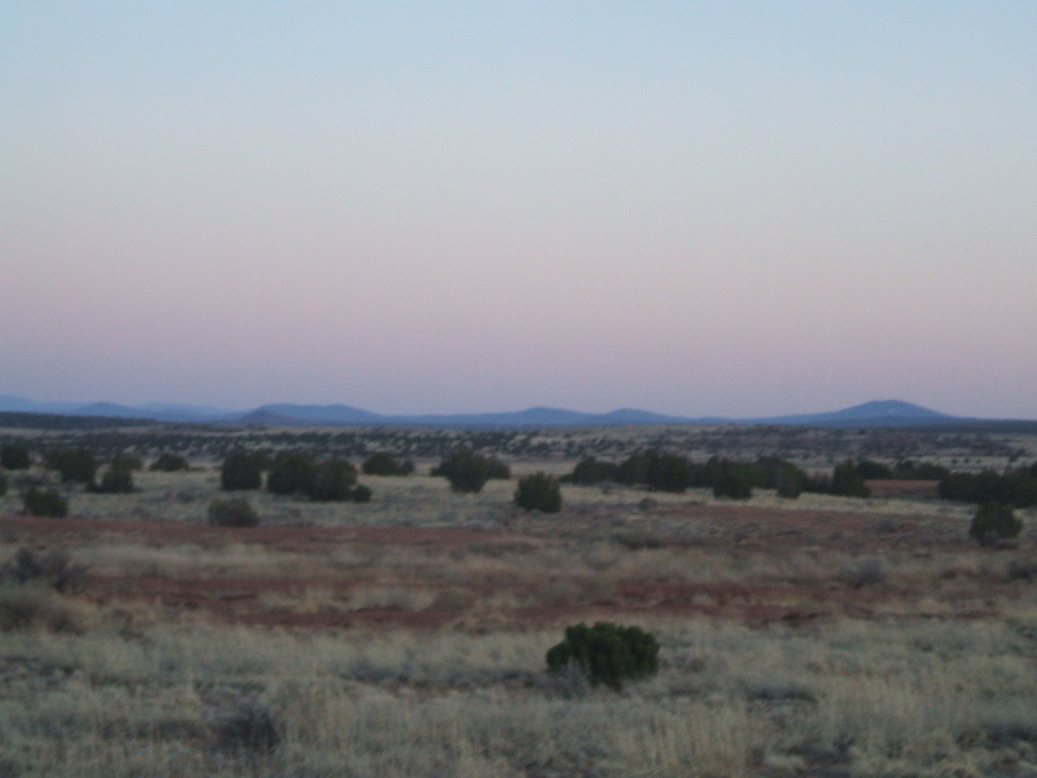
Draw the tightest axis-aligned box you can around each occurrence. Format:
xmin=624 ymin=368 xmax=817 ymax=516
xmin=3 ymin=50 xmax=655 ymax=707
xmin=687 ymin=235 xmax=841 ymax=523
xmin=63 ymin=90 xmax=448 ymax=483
xmin=1 ymin=394 xmax=1034 ymax=432
xmin=745 ymin=400 xmax=953 ymax=429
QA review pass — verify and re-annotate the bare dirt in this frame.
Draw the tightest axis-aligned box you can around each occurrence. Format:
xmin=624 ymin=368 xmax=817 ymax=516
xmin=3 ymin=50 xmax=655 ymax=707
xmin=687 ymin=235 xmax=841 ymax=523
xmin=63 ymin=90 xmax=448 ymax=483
xmin=0 ymin=500 xmax=1009 ymax=631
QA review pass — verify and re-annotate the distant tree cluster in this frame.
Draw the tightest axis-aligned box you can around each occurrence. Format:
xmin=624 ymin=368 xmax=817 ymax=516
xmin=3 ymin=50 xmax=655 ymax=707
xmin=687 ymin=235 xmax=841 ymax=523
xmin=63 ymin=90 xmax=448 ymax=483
xmin=563 ymin=451 xmax=890 ymax=501
xmin=361 ymin=452 xmax=414 ymax=476
xmin=938 ymin=464 xmax=1037 ymax=508
xmin=1 ymin=443 xmax=31 ymax=470
xmin=566 ymin=451 xmax=820 ymax=501
xmin=432 ymin=449 xmax=510 ymax=493
xmin=219 ymin=450 xmax=370 ymax=503
xmin=150 ymin=452 xmax=190 ymax=472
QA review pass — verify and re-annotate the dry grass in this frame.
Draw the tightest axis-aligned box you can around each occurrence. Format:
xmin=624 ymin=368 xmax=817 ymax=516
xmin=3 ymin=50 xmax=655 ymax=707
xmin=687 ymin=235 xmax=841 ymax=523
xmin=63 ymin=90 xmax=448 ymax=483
xmin=2 ymin=438 xmax=1037 ymax=776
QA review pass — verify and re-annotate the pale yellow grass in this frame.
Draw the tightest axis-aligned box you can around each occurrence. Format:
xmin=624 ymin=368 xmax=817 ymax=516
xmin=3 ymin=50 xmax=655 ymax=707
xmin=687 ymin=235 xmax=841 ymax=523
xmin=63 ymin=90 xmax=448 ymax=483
xmin=5 ymin=614 xmax=1037 ymax=776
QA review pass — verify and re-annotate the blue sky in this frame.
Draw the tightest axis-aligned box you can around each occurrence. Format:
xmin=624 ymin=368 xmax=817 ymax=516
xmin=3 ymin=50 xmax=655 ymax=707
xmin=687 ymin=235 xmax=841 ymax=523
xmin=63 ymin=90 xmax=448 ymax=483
xmin=2 ymin=2 xmax=1036 ymax=417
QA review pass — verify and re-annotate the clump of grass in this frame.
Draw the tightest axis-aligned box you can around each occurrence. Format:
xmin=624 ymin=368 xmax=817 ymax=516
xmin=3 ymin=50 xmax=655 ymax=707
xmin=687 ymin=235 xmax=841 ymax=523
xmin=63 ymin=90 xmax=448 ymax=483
xmin=210 ymin=698 xmax=280 ymax=755
xmin=0 ymin=546 xmax=88 ymax=593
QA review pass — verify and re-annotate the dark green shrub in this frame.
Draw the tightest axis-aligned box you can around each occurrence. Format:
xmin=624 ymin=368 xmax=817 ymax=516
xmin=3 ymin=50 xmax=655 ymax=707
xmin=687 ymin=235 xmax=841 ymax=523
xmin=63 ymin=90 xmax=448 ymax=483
xmin=24 ymin=487 xmax=68 ymax=518
xmin=267 ymin=452 xmax=317 ymax=496
xmin=855 ymin=459 xmax=894 ymax=479
xmin=514 ymin=473 xmax=562 ymax=513
xmin=569 ymin=457 xmax=622 ymax=485
xmin=546 ymin=622 xmax=660 ymax=690
xmin=893 ymin=460 xmax=950 ymax=480
xmin=0 ymin=469 xmax=6 ymax=497
xmin=756 ymin=457 xmax=806 ymax=499
xmin=351 ymin=484 xmax=372 ymax=503
xmin=970 ymin=503 xmax=1021 ymax=546
xmin=221 ymin=452 xmax=262 ymax=491
xmin=362 ymin=452 xmax=413 ymax=476
xmin=0 ymin=443 xmax=31 ymax=470
xmin=150 ymin=452 xmax=190 ymax=472
xmin=644 ymin=451 xmax=693 ymax=493
xmin=309 ymin=459 xmax=357 ymax=501
xmin=831 ymin=460 xmax=871 ymax=498
xmin=485 ymin=457 xmax=511 ymax=480
xmin=109 ymin=451 xmax=142 ymax=472
xmin=93 ymin=468 xmax=134 ymax=494
xmin=712 ymin=460 xmax=753 ymax=500
xmin=616 ymin=452 xmax=651 ymax=486
xmin=432 ymin=449 xmax=509 ymax=493
xmin=938 ymin=467 xmax=1037 ymax=508
xmin=50 ymin=449 xmax=98 ymax=484
xmin=208 ymin=497 xmax=260 ymax=528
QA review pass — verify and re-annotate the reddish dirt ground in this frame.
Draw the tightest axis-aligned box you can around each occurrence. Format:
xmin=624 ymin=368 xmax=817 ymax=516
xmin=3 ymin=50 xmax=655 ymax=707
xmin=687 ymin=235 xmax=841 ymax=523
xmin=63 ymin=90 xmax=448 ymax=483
xmin=0 ymin=502 xmax=1006 ymax=630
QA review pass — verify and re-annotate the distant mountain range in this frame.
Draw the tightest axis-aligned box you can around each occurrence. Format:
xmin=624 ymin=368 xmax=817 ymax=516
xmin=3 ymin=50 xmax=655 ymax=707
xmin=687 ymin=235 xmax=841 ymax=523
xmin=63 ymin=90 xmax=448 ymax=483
xmin=2 ymin=395 xmax=1034 ymax=432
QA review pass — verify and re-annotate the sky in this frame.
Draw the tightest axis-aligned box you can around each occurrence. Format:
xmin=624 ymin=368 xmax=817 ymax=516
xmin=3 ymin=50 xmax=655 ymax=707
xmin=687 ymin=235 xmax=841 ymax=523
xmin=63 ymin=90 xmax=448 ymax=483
xmin=2 ymin=2 xmax=1036 ymax=419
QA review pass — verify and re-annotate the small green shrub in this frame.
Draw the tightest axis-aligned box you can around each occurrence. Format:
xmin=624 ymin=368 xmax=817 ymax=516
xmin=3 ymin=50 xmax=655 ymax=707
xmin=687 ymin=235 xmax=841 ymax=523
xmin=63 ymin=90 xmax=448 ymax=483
xmin=24 ymin=487 xmax=68 ymax=518
xmin=362 ymin=452 xmax=413 ymax=476
xmin=546 ymin=621 xmax=660 ymax=690
xmin=0 ymin=469 xmax=6 ymax=498
xmin=351 ymin=484 xmax=372 ymax=503
xmin=309 ymin=459 xmax=357 ymax=501
xmin=109 ymin=452 xmax=142 ymax=472
xmin=970 ymin=503 xmax=1021 ymax=546
xmin=267 ymin=452 xmax=317 ymax=496
xmin=514 ymin=472 xmax=562 ymax=513
xmin=0 ymin=443 xmax=31 ymax=470
xmin=712 ymin=461 xmax=753 ymax=500
xmin=207 ymin=497 xmax=260 ymax=528
xmin=831 ymin=460 xmax=871 ymax=498
xmin=50 ymin=448 xmax=98 ymax=484
xmin=92 ymin=468 xmax=135 ymax=494
xmin=221 ymin=452 xmax=262 ymax=491
xmin=150 ymin=452 xmax=190 ymax=472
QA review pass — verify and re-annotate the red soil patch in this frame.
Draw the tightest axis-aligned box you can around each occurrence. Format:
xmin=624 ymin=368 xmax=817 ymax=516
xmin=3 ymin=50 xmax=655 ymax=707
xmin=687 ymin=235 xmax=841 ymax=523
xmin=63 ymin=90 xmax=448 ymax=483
xmin=0 ymin=507 xmax=990 ymax=630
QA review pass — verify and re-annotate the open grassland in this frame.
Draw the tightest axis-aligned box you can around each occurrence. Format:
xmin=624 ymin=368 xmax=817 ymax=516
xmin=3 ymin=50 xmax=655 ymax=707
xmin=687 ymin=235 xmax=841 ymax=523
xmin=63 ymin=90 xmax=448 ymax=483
xmin=2 ymin=429 xmax=1037 ymax=776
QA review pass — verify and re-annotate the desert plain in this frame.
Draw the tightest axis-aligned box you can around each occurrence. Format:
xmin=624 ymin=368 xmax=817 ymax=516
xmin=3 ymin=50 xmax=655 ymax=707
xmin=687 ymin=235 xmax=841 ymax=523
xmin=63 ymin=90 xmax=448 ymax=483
xmin=1 ymin=423 xmax=1037 ymax=777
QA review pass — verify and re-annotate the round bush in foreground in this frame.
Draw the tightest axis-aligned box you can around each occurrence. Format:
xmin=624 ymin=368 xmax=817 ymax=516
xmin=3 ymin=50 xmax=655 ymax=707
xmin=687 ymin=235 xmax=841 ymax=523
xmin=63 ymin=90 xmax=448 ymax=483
xmin=208 ymin=497 xmax=260 ymax=528
xmin=546 ymin=621 xmax=659 ymax=690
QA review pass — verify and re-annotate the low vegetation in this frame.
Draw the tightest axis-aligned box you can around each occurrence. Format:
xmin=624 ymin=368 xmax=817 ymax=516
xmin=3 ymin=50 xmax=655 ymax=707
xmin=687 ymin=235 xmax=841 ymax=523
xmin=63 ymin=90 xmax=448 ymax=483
xmin=0 ymin=442 xmax=31 ymax=470
xmin=150 ymin=452 xmax=190 ymax=472
xmin=432 ymin=448 xmax=510 ymax=493
xmin=514 ymin=472 xmax=562 ymax=513
xmin=970 ymin=502 xmax=1022 ymax=545
xmin=22 ymin=486 xmax=68 ymax=518
xmin=0 ymin=422 xmax=1035 ymax=775
xmin=207 ymin=497 xmax=260 ymax=527
xmin=546 ymin=621 xmax=660 ymax=690
xmin=221 ymin=451 xmax=262 ymax=491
